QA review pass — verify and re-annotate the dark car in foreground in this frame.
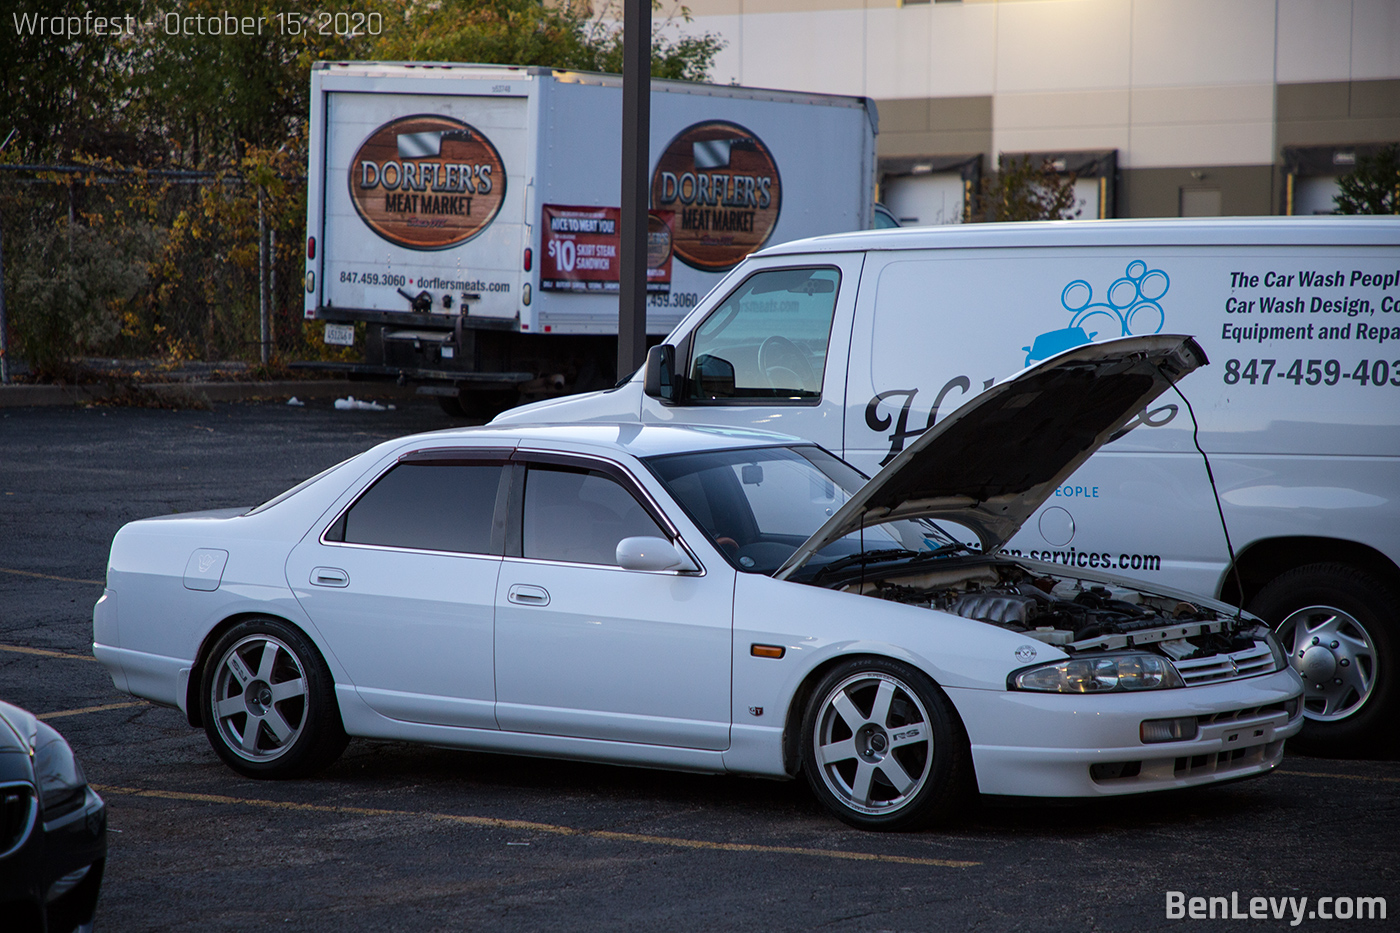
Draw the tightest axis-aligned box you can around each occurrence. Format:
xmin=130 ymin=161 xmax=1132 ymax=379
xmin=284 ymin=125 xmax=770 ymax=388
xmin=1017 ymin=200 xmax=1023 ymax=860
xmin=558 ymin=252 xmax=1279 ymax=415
xmin=0 ymin=701 xmax=106 ymax=933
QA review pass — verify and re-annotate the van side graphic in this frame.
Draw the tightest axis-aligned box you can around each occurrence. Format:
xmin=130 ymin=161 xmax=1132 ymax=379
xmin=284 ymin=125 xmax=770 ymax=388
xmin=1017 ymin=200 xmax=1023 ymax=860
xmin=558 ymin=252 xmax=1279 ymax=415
xmin=1023 ymin=260 xmax=1170 ymax=366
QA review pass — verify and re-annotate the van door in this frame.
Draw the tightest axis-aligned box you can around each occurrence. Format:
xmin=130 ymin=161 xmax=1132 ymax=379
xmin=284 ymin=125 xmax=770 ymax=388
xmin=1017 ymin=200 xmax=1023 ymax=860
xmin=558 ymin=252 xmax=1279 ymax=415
xmin=640 ymin=255 xmax=865 ymax=454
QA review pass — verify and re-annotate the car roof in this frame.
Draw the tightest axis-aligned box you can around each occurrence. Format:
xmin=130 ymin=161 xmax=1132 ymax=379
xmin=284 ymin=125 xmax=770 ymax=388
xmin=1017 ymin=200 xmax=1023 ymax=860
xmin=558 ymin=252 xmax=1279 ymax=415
xmin=390 ymin=421 xmax=808 ymax=460
xmin=755 ymin=215 xmax=1400 ymax=256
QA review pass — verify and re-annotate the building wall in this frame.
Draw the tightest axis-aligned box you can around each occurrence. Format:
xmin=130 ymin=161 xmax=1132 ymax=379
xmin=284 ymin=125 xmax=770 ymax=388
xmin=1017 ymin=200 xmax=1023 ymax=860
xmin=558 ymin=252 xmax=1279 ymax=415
xmin=676 ymin=0 xmax=1400 ymax=217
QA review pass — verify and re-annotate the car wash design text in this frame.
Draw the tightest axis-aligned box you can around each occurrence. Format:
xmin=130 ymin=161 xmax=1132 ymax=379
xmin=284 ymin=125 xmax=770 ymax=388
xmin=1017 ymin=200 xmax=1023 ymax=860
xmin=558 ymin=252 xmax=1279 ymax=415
xmin=349 ymin=114 xmax=506 ymax=250
xmin=865 ymin=260 xmax=1177 ymax=466
xmin=1218 ymin=266 xmax=1400 ymax=390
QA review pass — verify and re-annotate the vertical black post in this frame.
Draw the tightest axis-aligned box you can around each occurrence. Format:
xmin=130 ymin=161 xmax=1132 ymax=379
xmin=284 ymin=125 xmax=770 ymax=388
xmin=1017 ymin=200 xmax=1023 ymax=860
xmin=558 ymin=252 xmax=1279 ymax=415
xmin=617 ymin=0 xmax=651 ymax=379
xmin=0 ymin=203 xmax=9 ymax=384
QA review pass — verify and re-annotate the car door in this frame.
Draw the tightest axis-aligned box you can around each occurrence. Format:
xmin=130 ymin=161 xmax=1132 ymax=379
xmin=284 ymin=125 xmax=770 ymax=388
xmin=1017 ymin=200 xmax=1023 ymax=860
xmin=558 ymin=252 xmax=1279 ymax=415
xmin=493 ymin=453 xmax=735 ymax=750
xmin=639 ymin=256 xmax=864 ymax=453
xmin=286 ymin=449 xmax=510 ymax=729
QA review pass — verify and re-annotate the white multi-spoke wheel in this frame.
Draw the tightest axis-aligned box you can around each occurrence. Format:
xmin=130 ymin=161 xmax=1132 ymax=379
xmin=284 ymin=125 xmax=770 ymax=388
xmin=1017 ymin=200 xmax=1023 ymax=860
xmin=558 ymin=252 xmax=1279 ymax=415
xmin=1249 ymin=563 xmax=1399 ymax=757
xmin=201 ymin=619 xmax=347 ymax=778
xmin=801 ymin=658 xmax=971 ymax=831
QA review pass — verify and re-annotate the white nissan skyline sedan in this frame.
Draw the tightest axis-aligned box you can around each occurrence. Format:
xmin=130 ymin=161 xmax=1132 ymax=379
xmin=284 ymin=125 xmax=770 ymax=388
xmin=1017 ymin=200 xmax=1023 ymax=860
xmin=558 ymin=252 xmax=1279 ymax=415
xmin=93 ymin=335 xmax=1304 ymax=830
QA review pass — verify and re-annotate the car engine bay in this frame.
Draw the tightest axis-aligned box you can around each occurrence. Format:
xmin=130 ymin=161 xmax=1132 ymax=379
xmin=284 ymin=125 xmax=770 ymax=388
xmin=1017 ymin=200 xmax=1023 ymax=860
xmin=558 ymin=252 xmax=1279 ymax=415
xmin=842 ymin=558 xmax=1267 ymax=660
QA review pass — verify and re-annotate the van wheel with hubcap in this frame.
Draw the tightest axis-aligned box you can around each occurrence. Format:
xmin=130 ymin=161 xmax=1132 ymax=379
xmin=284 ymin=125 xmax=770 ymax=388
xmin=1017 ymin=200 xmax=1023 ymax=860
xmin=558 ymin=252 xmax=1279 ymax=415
xmin=801 ymin=658 xmax=972 ymax=830
xmin=201 ymin=618 xmax=348 ymax=778
xmin=1248 ymin=563 xmax=1399 ymax=757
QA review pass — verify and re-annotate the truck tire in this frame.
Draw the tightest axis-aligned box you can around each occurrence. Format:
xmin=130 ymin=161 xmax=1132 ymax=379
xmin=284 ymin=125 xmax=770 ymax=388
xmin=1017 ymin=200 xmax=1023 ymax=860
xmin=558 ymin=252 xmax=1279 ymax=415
xmin=458 ymin=388 xmax=518 ymax=420
xmin=1247 ymin=563 xmax=1399 ymax=758
xmin=437 ymin=395 xmax=467 ymax=418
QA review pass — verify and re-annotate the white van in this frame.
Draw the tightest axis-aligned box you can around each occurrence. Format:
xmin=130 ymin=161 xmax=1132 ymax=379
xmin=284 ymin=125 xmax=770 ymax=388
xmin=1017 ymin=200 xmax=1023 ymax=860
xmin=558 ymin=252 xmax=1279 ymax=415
xmin=494 ymin=217 xmax=1400 ymax=755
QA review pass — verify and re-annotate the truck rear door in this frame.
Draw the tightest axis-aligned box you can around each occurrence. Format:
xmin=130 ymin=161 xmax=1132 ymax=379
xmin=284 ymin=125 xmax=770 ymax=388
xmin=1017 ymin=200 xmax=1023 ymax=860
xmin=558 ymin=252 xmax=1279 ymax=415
xmin=318 ymin=88 xmax=529 ymax=322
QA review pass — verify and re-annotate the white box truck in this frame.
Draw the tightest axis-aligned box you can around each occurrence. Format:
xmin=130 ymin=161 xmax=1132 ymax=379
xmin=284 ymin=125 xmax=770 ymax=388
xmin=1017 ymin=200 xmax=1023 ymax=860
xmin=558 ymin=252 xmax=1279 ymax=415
xmin=495 ymin=217 xmax=1400 ymax=756
xmin=302 ymin=62 xmax=877 ymax=413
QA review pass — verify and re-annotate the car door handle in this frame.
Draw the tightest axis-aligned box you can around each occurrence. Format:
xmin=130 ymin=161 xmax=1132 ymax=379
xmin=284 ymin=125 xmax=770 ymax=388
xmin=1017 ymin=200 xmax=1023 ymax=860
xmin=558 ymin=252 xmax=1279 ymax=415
xmin=310 ymin=567 xmax=349 ymax=588
xmin=507 ymin=584 xmax=550 ymax=606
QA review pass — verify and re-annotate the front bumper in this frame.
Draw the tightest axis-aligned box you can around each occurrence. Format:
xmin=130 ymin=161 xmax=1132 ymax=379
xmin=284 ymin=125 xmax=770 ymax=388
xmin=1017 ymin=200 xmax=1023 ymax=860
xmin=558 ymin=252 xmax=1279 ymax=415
xmin=948 ymin=667 xmax=1305 ymax=797
xmin=1 ymin=785 xmax=107 ymax=933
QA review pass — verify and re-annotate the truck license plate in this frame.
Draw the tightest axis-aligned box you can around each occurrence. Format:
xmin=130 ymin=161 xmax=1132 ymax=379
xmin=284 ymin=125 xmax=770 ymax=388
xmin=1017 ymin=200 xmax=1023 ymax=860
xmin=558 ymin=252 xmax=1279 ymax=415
xmin=323 ymin=323 xmax=355 ymax=347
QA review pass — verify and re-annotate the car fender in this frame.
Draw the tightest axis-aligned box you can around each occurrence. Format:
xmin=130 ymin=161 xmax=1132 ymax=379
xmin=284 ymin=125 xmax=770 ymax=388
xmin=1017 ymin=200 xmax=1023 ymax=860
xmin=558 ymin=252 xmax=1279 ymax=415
xmin=725 ymin=572 xmax=1066 ymax=775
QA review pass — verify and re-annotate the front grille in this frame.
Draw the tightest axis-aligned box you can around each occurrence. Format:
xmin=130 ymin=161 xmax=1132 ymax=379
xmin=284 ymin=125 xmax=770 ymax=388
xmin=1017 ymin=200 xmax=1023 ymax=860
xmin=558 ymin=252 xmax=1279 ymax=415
xmin=1172 ymin=643 xmax=1276 ymax=686
xmin=1 ymin=782 xmax=38 ymax=858
xmin=1174 ymin=740 xmax=1283 ymax=778
xmin=1196 ymin=701 xmax=1290 ymax=727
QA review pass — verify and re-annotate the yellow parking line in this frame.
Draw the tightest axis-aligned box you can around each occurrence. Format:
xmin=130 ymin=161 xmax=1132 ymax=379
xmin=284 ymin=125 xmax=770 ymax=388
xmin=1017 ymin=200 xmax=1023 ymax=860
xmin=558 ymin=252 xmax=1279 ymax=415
xmin=92 ymin=785 xmax=979 ymax=868
xmin=0 ymin=643 xmax=98 ymax=662
xmin=1278 ymin=768 xmax=1400 ymax=785
xmin=0 ymin=567 xmax=104 ymax=586
xmin=38 ymin=701 xmax=148 ymax=720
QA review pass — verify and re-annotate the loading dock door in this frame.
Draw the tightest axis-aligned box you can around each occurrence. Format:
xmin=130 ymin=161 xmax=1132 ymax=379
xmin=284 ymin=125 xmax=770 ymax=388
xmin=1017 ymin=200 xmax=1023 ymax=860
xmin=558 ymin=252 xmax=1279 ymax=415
xmin=883 ymin=172 xmax=966 ymax=226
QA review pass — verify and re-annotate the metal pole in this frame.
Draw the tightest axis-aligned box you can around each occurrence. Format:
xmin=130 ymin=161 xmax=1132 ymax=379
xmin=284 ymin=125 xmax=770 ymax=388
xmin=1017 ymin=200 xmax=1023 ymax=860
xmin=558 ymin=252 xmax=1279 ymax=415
xmin=0 ymin=202 xmax=9 ymax=384
xmin=269 ymin=227 xmax=277 ymax=357
xmin=258 ymin=186 xmax=269 ymax=365
xmin=0 ymin=130 xmax=13 ymax=382
xmin=617 ymin=0 xmax=651 ymax=380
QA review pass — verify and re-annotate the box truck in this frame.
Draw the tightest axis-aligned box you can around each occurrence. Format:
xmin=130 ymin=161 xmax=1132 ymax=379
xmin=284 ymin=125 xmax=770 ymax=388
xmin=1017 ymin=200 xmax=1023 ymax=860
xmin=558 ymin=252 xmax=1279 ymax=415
xmin=494 ymin=216 xmax=1400 ymax=755
xmin=302 ymin=61 xmax=877 ymax=414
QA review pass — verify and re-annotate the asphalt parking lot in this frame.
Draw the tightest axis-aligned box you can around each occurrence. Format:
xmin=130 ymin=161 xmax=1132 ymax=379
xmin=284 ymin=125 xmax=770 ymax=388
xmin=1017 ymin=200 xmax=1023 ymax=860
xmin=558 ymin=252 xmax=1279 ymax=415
xmin=2 ymin=399 xmax=1397 ymax=932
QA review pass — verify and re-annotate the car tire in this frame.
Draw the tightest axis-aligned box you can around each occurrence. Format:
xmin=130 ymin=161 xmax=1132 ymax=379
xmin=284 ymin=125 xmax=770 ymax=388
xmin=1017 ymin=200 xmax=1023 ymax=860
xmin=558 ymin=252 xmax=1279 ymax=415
xmin=800 ymin=657 xmax=973 ymax=831
xmin=1247 ymin=563 xmax=1399 ymax=757
xmin=200 ymin=618 xmax=348 ymax=779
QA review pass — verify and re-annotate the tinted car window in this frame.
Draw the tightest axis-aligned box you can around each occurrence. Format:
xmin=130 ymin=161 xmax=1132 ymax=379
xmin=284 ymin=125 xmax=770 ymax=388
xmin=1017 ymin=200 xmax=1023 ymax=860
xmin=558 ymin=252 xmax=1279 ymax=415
xmin=332 ymin=463 xmax=502 ymax=554
xmin=522 ymin=466 xmax=663 ymax=565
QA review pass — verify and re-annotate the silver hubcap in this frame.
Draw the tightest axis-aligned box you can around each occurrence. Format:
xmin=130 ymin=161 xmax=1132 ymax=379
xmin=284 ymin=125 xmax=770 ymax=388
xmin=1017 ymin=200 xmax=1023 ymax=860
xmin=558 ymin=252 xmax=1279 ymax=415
xmin=1278 ymin=605 xmax=1377 ymax=722
xmin=813 ymin=672 xmax=934 ymax=816
xmin=211 ymin=635 xmax=309 ymax=762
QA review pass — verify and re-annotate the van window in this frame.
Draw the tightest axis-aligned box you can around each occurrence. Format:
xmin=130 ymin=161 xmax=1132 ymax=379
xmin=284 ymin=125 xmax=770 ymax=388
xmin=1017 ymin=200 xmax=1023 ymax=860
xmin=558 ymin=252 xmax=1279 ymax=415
xmin=684 ymin=267 xmax=840 ymax=402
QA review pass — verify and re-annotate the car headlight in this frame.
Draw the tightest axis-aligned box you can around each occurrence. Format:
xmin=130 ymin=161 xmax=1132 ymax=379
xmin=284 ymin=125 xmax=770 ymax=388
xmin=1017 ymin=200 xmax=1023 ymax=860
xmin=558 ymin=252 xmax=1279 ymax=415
xmin=1011 ymin=652 xmax=1184 ymax=693
xmin=1261 ymin=626 xmax=1289 ymax=673
xmin=32 ymin=721 xmax=89 ymax=822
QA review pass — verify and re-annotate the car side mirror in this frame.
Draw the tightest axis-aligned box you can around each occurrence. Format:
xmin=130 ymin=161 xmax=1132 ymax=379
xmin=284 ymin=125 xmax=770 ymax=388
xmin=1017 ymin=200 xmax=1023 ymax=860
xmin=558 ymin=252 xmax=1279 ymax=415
xmin=615 ymin=536 xmax=698 ymax=572
xmin=693 ymin=353 xmax=736 ymax=399
xmin=643 ymin=344 xmax=678 ymax=402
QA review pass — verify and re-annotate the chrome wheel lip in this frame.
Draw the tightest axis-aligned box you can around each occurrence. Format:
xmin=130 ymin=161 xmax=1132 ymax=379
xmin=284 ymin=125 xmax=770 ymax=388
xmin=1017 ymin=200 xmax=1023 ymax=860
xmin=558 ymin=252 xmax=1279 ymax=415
xmin=813 ymin=671 xmax=934 ymax=817
xmin=1278 ymin=604 xmax=1378 ymax=723
xmin=210 ymin=633 xmax=309 ymax=763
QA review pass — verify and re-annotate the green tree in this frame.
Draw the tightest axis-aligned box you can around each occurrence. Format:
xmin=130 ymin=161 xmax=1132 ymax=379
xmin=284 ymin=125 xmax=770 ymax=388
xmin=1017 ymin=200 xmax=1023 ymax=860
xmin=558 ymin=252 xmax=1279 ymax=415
xmin=1334 ymin=144 xmax=1400 ymax=215
xmin=372 ymin=0 xmax=723 ymax=82
xmin=123 ymin=0 xmax=380 ymax=168
xmin=10 ymin=210 xmax=162 ymax=377
xmin=0 ymin=0 xmax=144 ymax=160
xmin=969 ymin=156 xmax=1081 ymax=223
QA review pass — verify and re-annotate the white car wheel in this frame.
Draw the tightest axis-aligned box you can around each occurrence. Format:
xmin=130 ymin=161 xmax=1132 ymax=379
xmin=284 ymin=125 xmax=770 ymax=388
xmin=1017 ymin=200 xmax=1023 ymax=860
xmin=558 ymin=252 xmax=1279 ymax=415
xmin=201 ymin=619 xmax=347 ymax=778
xmin=801 ymin=658 xmax=971 ymax=830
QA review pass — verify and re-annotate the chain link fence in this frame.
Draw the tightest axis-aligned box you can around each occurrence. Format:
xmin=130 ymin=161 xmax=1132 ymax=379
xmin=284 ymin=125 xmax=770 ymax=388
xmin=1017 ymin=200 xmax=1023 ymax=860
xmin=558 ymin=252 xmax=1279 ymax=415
xmin=0 ymin=159 xmax=338 ymax=382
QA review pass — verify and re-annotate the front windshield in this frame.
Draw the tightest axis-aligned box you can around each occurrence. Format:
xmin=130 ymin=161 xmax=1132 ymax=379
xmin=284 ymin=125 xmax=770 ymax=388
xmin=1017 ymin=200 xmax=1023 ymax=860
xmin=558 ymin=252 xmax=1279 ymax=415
xmin=644 ymin=445 xmax=958 ymax=575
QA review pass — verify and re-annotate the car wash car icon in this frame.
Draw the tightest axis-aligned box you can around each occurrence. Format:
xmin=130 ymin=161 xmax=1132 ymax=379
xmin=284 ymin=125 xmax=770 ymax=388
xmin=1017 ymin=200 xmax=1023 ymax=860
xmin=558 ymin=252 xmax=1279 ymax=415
xmin=1023 ymin=261 xmax=1170 ymax=366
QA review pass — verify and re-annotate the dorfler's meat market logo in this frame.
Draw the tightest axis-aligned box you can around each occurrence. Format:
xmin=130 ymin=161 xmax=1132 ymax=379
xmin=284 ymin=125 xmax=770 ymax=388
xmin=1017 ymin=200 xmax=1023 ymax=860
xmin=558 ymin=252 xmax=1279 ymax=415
xmin=651 ymin=120 xmax=781 ymax=271
xmin=349 ymin=115 xmax=506 ymax=250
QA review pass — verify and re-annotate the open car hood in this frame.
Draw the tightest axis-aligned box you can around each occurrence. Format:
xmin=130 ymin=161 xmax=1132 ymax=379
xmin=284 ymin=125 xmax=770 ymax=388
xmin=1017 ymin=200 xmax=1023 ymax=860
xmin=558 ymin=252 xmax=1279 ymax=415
xmin=775 ymin=334 xmax=1207 ymax=580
